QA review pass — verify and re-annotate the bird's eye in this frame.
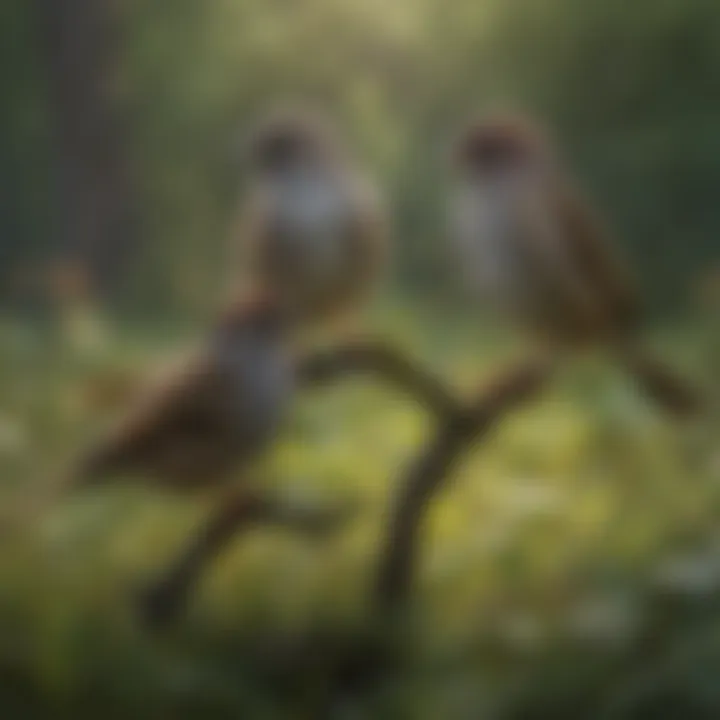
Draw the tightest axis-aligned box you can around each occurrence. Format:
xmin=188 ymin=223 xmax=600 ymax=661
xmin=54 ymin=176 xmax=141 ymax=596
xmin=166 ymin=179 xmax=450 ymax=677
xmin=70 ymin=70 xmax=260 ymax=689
xmin=265 ymin=138 xmax=296 ymax=166
xmin=251 ymin=129 xmax=306 ymax=171
xmin=463 ymin=135 xmax=524 ymax=173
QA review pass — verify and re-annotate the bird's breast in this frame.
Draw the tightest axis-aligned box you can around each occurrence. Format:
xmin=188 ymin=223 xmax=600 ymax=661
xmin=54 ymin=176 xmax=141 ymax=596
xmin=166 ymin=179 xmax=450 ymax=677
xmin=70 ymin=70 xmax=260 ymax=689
xmin=274 ymin=178 xmax=372 ymax=288
xmin=452 ymin=187 xmax=524 ymax=306
xmin=278 ymin=180 xmax=347 ymax=246
xmin=218 ymin=340 xmax=293 ymax=449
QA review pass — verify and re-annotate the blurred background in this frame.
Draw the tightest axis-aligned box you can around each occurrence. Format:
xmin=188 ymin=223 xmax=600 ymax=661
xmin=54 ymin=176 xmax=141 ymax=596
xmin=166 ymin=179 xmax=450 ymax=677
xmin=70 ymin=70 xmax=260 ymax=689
xmin=1 ymin=0 xmax=720 ymax=717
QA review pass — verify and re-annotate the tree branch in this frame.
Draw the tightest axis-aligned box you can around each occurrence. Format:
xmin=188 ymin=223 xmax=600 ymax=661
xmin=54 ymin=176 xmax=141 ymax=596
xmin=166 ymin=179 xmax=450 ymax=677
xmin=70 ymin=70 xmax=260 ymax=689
xmin=314 ymin=360 xmax=552 ymax=713
xmin=296 ymin=339 xmax=458 ymax=420
xmin=138 ymin=339 xmax=459 ymax=630
xmin=137 ymin=489 xmax=355 ymax=630
xmin=373 ymin=358 xmax=553 ymax=616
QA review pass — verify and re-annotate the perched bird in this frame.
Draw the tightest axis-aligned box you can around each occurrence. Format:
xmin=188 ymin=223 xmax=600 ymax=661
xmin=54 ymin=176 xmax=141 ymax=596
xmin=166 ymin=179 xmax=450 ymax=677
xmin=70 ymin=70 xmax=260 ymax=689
xmin=65 ymin=293 xmax=294 ymax=495
xmin=9 ymin=112 xmax=390 ymax=627
xmin=448 ymin=113 xmax=701 ymax=416
xmin=9 ymin=292 xmax=349 ymax=627
xmin=65 ymin=110 xmax=387 ymax=497
xmin=236 ymin=109 xmax=387 ymax=327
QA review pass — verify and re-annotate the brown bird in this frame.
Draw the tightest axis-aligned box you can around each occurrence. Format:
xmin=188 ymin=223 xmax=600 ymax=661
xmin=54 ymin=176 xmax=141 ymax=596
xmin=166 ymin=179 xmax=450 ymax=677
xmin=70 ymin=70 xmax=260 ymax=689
xmin=66 ymin=294 xmax=294 ymax=495
xmin=14 ymin=114 xmax=388 ymax=627
xmin=449 ymin=113 xmax=700 ymax=416
xmin=237 ymin=109 xmax=387 ymax=327
xmin=15 ymin=293 xmax=350 ymax=627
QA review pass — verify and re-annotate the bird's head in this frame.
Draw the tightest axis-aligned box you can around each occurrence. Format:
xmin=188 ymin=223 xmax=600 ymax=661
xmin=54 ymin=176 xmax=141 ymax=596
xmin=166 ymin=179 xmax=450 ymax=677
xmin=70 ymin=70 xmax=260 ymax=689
xmin=246 ymin=109 xmax=340 ymax=177
xmin=452 ymin=113 xmax=553 ymax=182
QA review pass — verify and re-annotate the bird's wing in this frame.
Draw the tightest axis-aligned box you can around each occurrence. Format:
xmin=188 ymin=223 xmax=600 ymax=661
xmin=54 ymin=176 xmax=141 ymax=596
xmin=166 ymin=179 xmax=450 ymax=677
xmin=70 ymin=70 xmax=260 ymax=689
xmin=233 ymin=188 xmax=268 ymax=271
xmin=553 ymin=182 xmax=640 ymax=335
xmin=348 ymin=175 xmax=388 ymax=268
xmin=238 ymin=184 xmax=301 ymax=293
xmin=75 ymin=349 xmax=221 ymax=480
xmin=514 ymin=184 xmax=605 ymax=328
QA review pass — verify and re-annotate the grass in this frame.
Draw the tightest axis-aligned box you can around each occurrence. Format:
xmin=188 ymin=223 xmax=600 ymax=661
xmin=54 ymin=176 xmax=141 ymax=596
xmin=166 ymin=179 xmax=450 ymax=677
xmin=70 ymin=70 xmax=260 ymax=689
xmin=0 ymin=305 xmax=718 ymax=718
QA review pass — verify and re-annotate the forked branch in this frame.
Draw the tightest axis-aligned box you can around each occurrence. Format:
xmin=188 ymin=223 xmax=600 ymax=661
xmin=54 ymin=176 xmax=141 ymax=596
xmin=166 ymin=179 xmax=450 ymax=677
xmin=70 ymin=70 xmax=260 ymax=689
xmin=139 ymin=339 xmax=457 ymax=629
xmin=373 ymin=358 xmax=553 ymax=615
xmin=314 ymin=359 xmax=552 ymax=713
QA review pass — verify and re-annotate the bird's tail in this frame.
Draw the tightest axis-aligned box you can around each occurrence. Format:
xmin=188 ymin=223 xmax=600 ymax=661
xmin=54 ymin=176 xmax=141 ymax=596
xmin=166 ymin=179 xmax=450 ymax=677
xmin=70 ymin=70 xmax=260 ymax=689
xmin=0 ymin=478 xmax=63 ymax=538
xmin=0 ymin=450 xmax=107 ymax=537
xmin=616 ymin=344 xmax=703 ymax=418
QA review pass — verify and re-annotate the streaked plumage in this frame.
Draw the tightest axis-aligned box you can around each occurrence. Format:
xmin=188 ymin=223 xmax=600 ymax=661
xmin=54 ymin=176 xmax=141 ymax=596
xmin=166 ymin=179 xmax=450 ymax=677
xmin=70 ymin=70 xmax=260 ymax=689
xmin=450 ymin=116 xmax=636 ymax=346
xmin=238 ymin=111 xmax=386 ymax=324
xmin=69 ymin=295 xmax=293 ymax=493
xmin=449 ymin=114 xmax=700 ymax=415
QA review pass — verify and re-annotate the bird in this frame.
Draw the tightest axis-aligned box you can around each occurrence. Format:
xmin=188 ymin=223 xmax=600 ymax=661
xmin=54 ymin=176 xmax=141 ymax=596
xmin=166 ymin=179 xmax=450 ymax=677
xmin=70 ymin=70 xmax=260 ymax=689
xmin=64 ymin=109 xmax=387 ymax=499
xmin=64 ymin=292 xmax=294 ymax=495
xmin=235 ymin=108 xmax=387 ymax=329
xmin=7 ymin=291 xmax=351 ymax=627
xmin=7 ymin=111 xmax=390 ymax=627
xmin=448 ymin=113 xmax=701 ymax=416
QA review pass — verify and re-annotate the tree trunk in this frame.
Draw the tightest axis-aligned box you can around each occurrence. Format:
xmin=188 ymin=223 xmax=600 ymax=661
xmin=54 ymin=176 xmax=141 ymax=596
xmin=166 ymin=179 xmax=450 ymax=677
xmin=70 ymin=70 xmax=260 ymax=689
xmin=35 ymin=0 xmax=135 ymax=304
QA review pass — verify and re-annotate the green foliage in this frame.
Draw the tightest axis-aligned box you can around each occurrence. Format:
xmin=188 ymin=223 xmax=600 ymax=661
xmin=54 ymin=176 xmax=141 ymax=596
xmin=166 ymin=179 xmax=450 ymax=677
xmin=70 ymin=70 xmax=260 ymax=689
xmin=3 ymin=1 xmax=720 ymax=714
xmin=0 ymin=311 xmax=717 ymax=717
xmin=4 ymin=0 xmax=720 ymax=312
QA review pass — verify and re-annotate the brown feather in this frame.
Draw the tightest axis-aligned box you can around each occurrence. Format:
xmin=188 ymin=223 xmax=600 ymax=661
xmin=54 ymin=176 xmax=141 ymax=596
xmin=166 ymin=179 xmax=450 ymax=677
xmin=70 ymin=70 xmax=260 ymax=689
xmin=234 ymin=115 xmax=386 ymax=326
xmin=451 ymin=112 xmax=704 ymax=418
xmin=620 ymin=347 xmax=704 ymax=417
xmin=554 ymin=182 xmax=640 ymax=341
xmin=65 ymin=294 xmax=292 ymax=493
